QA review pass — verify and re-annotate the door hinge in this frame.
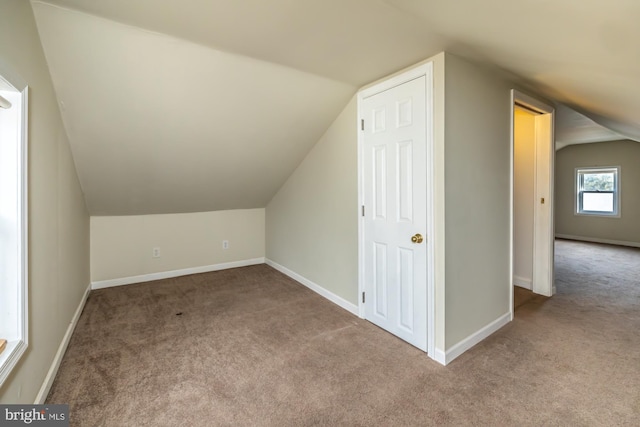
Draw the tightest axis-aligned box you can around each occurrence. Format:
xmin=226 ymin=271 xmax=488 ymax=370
xmin=362 ymin=292 xmax=365 ymax=303
xmin=361 ymin=205 xmax=365 ymax=217
xmin=361 ymin=119 xmax=364 ymax=131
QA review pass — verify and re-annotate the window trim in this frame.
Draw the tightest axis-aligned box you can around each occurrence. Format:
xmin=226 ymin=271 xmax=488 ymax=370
xmin=575 ymin=166 xmax=620 ymax=218
xmin=0 ymin=58 xmax=29 ymax=388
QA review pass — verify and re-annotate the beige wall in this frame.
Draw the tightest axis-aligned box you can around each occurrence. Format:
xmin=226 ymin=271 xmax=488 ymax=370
xmin=513 ymin=108 xmax=535 ymax=286
xmin=266 ymin=96 xmax=358 ymax=304
xmin=91 ymin=209 xmax=265 ymax=283
xmin=555 ymin=140 xmax=640 ymax=245
xmin=443 ymin=53 xmax=513 ymax=349
xmin=0 ymin=1 xmax=90 ymax=403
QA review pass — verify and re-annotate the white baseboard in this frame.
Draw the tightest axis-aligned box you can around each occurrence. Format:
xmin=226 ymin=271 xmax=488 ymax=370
xmin=91 ymin=258 xmax=265 ymax=290
xmin=513 ymin=275 xmax=532 ymax=290
xmin=556 ymin=234 xmax=640 ymax=248
xmin=265 ymin=259 xmax=359 ymax=316
xmin=443 ymin=312 xmax=511 ymax=365
xmin=35 ymin=284 xmax=91 ymax=404
xmin=432 ymin=348 xmax=447 ymax=366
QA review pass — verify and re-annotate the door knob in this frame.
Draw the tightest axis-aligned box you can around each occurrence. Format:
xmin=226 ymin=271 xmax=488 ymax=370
xmin=411 ymin=233 xmax=424 ymax=244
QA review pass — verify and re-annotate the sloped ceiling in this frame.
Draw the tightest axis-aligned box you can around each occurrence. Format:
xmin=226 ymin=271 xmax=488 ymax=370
xmin=31 ymin=2 xmax=356 ymax=215
xmin=555 ymin=104 xmax=623 ymax=150
xmin=31 ymin=0 xmax=640 ymax=215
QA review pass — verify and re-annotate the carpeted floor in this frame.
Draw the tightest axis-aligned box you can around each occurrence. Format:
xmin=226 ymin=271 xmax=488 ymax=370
xmin=47 ymin=239 xmax=640 ymax=426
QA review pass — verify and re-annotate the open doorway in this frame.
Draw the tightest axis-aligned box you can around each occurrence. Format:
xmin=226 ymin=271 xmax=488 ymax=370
xmin=510 ymin=90 xmax=555 ymax=316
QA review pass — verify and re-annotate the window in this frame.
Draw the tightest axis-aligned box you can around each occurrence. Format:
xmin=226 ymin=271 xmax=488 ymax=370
xmin=0 ymin=62 xmax=28 ymax=388
xmin=576 ymin=167 xmax=620 ymax=217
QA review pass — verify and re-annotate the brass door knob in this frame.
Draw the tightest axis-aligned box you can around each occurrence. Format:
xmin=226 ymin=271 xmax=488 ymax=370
xmin=411 ymin=234 xmax=424 ymax=244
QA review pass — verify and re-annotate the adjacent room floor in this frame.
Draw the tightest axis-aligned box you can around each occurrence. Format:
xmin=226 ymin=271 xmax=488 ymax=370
xmin=47 ymin=240 xmax=640 ymax=426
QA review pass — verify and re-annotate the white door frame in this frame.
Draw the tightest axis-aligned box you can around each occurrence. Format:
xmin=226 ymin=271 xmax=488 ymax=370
xmin=510 ymin=89 xmax=555 ymax=317
xmin=357 ymin=63 xmax=435 ymax=357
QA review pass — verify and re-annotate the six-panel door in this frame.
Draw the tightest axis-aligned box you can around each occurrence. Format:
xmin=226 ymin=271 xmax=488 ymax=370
xmin=362 ymin=76 xmax=428 ymax=351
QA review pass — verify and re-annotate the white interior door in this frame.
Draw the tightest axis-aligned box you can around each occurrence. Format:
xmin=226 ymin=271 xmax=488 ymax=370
xmin=533 ymin=112 xmax=554 ymax=296
xmin=362 ymin=76 xmax=428 ymax=351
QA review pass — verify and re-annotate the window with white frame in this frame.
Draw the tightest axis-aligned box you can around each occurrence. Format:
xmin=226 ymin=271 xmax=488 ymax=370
xmin=576 ymin=167 xmax=620 ymax=217
xmin=0 ymin=64 xmax=28 ymax=388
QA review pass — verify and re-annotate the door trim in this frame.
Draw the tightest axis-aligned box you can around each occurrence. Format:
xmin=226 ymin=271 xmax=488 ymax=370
xmin=510 ymin=89 xmax=555 ymax=318
xmin=357 ymin=62 xmax=435 ymax=358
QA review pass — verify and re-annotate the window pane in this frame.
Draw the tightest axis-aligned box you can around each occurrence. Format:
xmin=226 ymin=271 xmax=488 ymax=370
xmin=583 ymin=172 xmax=614 ymax=191
xmin=583 ymin=193 xmax=614 ymax=212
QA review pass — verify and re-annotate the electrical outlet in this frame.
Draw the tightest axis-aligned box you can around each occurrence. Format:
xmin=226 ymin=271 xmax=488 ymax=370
xmin=222 ymin=240 xmax=229 ymax=250
xmin=152 ymin=247 xmax=161 ymax=258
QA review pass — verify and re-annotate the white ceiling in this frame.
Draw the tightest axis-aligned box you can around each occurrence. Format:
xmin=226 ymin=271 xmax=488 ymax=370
xmin=30 ymin=0 xmax=640 ymax=215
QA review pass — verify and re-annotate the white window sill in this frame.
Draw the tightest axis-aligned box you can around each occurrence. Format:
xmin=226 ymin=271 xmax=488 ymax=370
xmin=575 ymin=212 xmax=621 ymax=218
xmin=0 ymin=339 xmax=27 ymax=387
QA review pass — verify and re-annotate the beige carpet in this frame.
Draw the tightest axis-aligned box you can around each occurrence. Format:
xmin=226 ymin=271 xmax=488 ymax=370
xmin=47 ymin=240 xmax=640 ymax=426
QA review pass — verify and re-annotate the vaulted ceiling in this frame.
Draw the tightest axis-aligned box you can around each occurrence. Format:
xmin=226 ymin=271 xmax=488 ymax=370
xmin=31 ymin=0 xmax=640 ymax=215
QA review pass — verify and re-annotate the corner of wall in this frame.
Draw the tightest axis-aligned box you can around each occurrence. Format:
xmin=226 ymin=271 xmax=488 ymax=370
xmin=442 ymin=53 xmax=512 ymax=350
